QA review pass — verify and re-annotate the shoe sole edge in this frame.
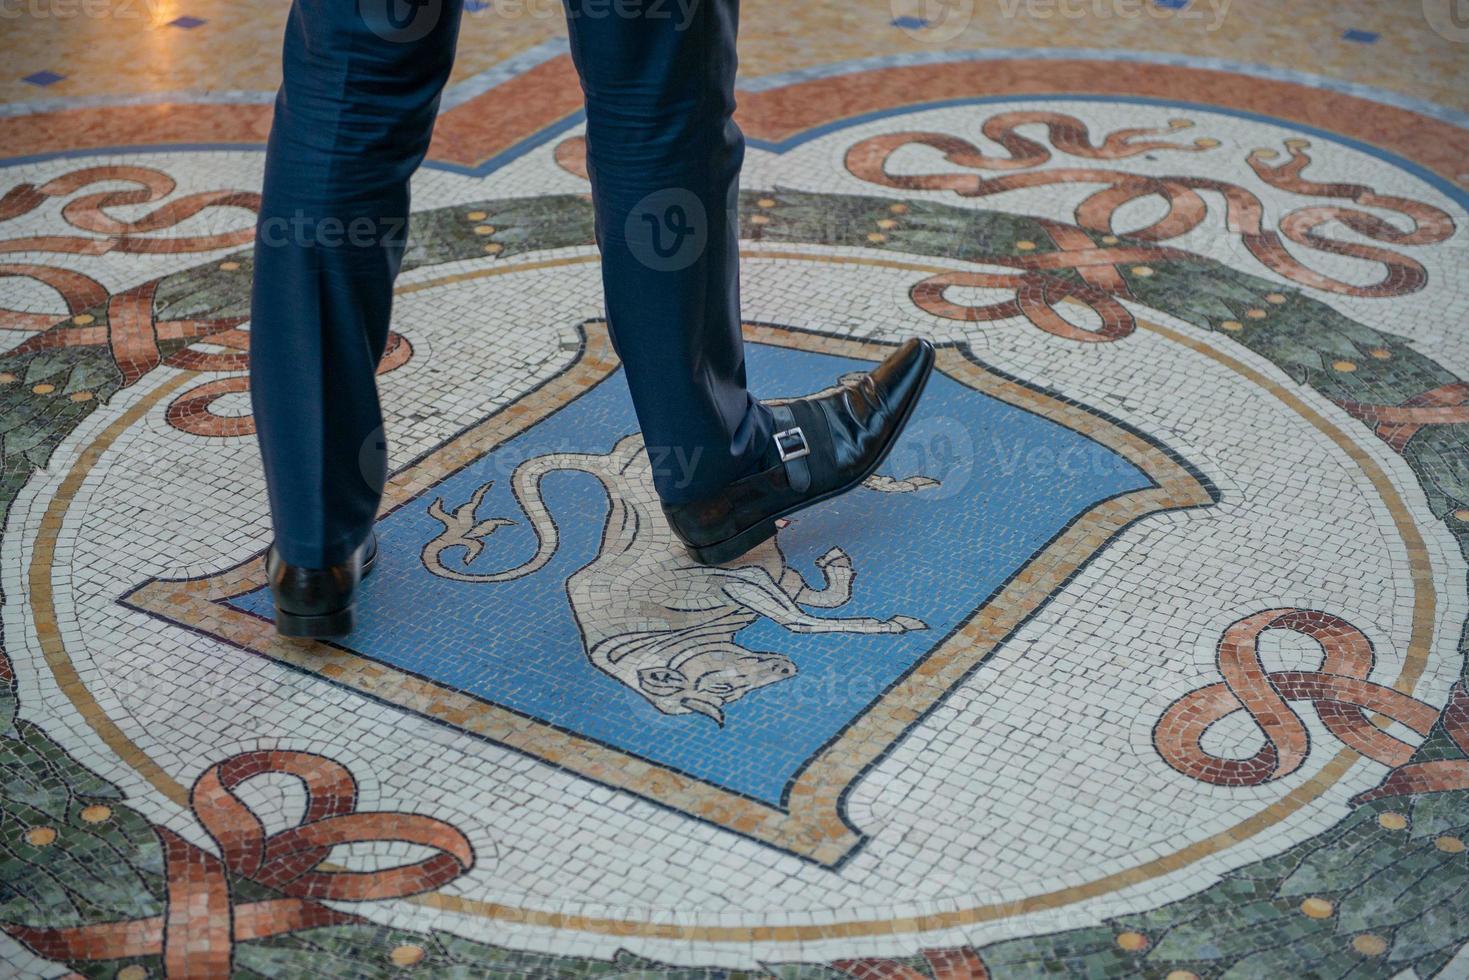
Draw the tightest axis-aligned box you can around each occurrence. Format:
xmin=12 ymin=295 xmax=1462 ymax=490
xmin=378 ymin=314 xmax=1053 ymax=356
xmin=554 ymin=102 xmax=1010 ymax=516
xmin=274 ymin=604 xmax=355 ymax=639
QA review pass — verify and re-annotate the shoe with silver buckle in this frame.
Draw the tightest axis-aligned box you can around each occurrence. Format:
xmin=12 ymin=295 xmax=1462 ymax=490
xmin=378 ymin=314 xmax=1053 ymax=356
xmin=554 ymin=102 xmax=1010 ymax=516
xmin=661 ymin=337 xmax=936 ymax=565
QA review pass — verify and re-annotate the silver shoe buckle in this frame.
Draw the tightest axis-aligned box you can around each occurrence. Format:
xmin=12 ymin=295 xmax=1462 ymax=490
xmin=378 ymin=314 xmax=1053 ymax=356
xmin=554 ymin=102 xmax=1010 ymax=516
xmin=773 ymin=426 xmax=810 ymax=463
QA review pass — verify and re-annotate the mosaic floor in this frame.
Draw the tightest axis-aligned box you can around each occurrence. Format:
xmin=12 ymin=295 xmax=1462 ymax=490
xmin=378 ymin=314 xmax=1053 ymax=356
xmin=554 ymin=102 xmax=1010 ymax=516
xmin=4 ymin=2 xmax=1469 ymax=978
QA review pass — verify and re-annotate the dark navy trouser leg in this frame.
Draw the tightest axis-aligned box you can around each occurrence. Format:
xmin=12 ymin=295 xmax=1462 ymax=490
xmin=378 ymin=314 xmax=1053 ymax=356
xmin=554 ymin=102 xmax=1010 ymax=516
xmin=251 ymin=0 xmax=463 ymax=567
xmin=564 ymin=0 xmax=773 ymax=503
xmin=252 ymin=0 xmax=770 ymax=567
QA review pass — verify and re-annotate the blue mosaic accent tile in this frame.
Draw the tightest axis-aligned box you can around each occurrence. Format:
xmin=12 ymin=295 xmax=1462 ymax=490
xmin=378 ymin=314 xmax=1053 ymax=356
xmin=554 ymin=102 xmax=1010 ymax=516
xmin=1342 ymin=28 xmax=1379 ymax=43
xmin=167 ymin=15 xmax=207 ymax=28
xmin=21 ymin=70 xmax=64 ymax=87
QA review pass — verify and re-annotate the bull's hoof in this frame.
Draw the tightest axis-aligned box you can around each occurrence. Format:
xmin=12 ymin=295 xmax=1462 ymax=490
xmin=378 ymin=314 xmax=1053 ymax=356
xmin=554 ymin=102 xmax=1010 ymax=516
xmin=663 ymin=337 xmax=936 ymax=567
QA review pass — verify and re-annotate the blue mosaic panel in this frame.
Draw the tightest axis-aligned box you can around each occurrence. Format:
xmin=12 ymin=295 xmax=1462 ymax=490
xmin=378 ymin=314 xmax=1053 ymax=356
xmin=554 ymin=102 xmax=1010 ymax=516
xmin=230 ymin=342 xmax=1151 ymax=805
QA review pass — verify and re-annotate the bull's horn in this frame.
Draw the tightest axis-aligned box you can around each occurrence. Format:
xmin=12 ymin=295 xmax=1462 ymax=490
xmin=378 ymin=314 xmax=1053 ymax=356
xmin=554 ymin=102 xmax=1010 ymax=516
xmin=680 ymin=697 xmax=725 ymax=727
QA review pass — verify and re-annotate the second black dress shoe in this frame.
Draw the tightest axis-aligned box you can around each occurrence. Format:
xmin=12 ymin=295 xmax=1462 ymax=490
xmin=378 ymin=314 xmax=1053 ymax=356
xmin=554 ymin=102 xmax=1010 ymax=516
xmin=663 ymin=338 xmax=936 ymax=566
xmin=266 ymin=532 xmax=377 ymax=639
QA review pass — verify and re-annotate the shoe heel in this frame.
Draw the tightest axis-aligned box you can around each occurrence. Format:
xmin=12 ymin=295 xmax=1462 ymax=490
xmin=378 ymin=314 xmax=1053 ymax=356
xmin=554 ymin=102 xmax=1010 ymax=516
xmin=684 ymin=519 xmax=779 ymax=566
xmin=274 ymin=604 xmax=355 ymax=639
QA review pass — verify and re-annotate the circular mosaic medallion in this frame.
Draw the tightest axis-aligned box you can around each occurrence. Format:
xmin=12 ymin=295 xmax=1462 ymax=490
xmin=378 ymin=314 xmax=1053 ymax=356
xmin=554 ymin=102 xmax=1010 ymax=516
xmin=1 ymin=54 xmax=1467 ymax=977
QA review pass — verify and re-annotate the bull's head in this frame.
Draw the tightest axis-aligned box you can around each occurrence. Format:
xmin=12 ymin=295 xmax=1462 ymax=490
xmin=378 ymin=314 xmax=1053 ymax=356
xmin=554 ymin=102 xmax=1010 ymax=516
xmin=636 ymin=646 xmax=797 ymax=726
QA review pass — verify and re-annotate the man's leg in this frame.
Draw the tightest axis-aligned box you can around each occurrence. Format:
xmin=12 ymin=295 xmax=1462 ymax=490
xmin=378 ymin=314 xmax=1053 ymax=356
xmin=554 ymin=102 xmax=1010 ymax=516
xmin=251 ymin=0 xmax=463 ymax=569
xmin=562 ymin=0 xmax=773 ymax=504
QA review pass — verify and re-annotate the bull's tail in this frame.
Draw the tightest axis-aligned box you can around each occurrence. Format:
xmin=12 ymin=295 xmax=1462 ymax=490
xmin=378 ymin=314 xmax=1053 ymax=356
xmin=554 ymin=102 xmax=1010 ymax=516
xmin=423 ymin=449 xmax=609 ymax=582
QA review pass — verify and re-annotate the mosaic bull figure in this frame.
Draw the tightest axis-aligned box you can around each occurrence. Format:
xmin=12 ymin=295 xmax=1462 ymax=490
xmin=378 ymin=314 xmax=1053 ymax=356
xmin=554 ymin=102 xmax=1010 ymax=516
xmin=422 ymin=432 xmax=933 ymax=725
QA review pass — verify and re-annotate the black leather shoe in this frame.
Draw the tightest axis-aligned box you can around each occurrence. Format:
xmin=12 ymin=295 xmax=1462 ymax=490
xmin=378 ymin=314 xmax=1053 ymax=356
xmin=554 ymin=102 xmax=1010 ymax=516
xmin=266 ymin=533 xmax=378 ymax=639
xmin=663 ymin=338 xmax=935 ymax=565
